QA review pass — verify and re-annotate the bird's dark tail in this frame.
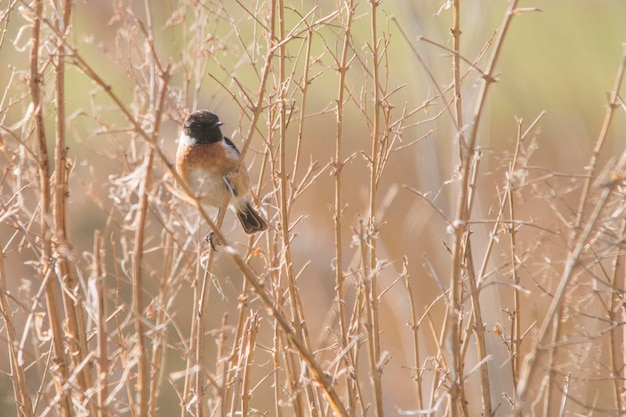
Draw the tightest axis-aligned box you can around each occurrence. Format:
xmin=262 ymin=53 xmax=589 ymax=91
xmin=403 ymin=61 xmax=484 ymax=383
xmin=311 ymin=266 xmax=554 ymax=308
xmin=236 ymin=201 xmax=268 ymax=234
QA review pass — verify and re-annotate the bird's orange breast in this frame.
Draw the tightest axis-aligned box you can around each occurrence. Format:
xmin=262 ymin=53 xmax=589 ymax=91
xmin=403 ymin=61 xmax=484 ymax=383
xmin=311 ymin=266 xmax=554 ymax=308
xmin=176 ymin=140 xmax=252 ymax=207
xmin=177 ymin=142 xmax=239 ymax=181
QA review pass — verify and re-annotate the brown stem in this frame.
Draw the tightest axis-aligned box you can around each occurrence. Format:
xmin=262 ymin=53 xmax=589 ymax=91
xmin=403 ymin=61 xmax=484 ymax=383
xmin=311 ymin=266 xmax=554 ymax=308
xmin=30 ymin=1 xmax=73 ymax=416
xmin=131 ymin=62 xmax=170 ymax=417
xmin=448 ymin=1 xmax=465 ymax=414
xmin=608 ymin=231 xmax=625 ymax=412
xmin=365 ymin=1 xmax=385 ymax=416
xmin=0 ymin=250 xmax=33 ymax=417
xmin=53 ymin=1 xmax=95 ymax=413
xmin=446 ymin=2 xmax=520 ymax=415
xmin=334 ymin=0 xmax=357 ymax=413
xmin=574 ymin=50 xmax=626 ymax=229
xmin=93 ymin=231 xmax=109 ymax=417
xmin=229 ymin=248 xmax=349 ymax=417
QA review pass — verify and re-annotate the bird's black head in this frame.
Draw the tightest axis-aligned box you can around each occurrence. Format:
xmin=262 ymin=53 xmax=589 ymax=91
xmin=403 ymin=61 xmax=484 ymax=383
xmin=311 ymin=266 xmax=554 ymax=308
xmin=183 ymin=110 xmax=224 ymax=144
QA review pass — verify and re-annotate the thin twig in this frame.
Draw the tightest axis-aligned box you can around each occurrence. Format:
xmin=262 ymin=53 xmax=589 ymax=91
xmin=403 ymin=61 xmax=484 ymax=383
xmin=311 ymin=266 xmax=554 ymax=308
xmin=334 ymin=0 xmax=357 ymax=413
xmin=517 ymin=48 xmax=626 ymax=410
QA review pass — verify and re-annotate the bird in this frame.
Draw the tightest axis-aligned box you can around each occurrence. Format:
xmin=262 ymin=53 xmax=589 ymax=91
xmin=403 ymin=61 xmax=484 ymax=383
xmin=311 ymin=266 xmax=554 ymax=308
xmin=176 ymin=110 xmax=268 ymax=237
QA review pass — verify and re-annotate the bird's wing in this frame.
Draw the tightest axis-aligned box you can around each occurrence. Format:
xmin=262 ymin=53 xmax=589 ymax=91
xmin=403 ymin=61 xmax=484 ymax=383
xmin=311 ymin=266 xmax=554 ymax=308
xmin=223 ymin=137 xmax=241 ymax=156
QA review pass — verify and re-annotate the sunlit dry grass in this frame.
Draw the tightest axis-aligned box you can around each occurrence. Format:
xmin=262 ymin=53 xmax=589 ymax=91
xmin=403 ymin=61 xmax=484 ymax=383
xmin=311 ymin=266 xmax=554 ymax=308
xmin=1 ymin=1 xmax=626 ymax=417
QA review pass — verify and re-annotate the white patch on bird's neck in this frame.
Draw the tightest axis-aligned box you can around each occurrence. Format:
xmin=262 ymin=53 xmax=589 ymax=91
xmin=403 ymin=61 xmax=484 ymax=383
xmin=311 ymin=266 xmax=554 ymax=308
xmin=178 ymin=132 xmax=196 ymax=149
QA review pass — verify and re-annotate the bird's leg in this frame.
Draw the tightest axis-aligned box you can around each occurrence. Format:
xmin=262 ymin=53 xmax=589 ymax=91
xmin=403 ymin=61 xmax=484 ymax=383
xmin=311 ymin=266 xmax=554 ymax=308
xmin=204 ymin=209 xmax=224 ymax=250
xmin=205 ymin=175 xmax=237 ymax=250
xmin=205 ymin=232 xmax=218 ymax=251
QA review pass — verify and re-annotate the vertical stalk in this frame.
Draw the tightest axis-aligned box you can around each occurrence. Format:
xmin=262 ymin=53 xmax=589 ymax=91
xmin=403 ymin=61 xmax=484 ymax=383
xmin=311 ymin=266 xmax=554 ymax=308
xmin=0 ymin=250 xmax=33 ymax=417
xmin=448 ymin=1 xmax=464 ymax=415
xmin=192 ymin=199 xmax=226 ymax=417
xmin=367 ymin=2 xmax=384 ymax=416
xmin=132 ymin=146 xmax=152 ymax=417
xmin=150 ymin=230 xmax=174 ymax=417
xmin=542 ymin=320 xmax=561 ymax=417
xmin=463 ymin=246 xmax=490 ymax=417
xmin=277 ymin=0 xmax=289 ymax=268
xmin=132 ymin=63 xmax=170 ymax=417
xmin=403 ymin=259 xmax=424 ymax=409
xmin=273 ymin=321 xmax=283 ymax=417
xmin=507 ymin=122 xmax=523 ymax=417
xmin=182 ymin=254 xmax=197 ymax=417
xmin=612 ymin=246 xmax=626 ymax=411
xmin=240 ymin=314 xmax=259 ymax=417
xmin=335 ymin=0 xmax=356 ymax=412
xmin=446 ymin=2 xmax=520 ymax=415
xmin=93 ymin=232 xmax=109 ymax=417
xmin=53 ymin=1 xmax=95 ymax=413
xmin=452 ymin=0 xmax=464 ymax=158
xmin=271 ymin=1 xmax=300 ymax=415
xmin=224 ymin=276 xmax=252 ymax=416
xmin=620 ymin=254 xmax=626 ymax=412
xmin=30 ymin=2 xmax=73 ymax=416
xmin=275 ymin=1 xmax=319 ymax=415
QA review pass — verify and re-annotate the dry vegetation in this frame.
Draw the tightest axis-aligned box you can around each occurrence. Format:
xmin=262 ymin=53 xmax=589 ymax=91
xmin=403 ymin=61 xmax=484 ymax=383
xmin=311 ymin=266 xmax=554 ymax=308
xmin=1 ymin=1 xmax=626 ymax=416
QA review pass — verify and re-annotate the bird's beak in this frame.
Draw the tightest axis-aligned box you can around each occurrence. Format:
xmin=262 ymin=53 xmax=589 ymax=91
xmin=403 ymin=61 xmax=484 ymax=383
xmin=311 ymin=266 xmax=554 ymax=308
xmin=213 ymin=121 xmax=224 ymax=127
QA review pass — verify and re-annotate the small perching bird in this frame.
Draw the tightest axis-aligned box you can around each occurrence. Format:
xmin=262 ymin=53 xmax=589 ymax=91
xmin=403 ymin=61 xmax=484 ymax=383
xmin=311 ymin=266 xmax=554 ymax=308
xmin=176 ymin=110 xmax=267 ymax=236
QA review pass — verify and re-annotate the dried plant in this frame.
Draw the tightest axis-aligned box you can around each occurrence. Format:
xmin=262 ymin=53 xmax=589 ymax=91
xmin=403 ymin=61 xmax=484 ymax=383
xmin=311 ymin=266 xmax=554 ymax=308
xmin=1 ymin=1 xmax=626 ymax=417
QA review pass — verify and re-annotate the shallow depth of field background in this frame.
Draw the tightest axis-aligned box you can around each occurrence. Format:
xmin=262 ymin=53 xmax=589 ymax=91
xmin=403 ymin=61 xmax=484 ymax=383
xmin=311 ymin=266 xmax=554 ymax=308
xmin=2 ymin=1 xmax=626 ymax=416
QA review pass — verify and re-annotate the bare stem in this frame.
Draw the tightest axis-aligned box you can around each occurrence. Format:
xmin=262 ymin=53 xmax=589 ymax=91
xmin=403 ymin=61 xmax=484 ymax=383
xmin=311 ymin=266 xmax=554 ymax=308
xmin=608 ymin=227 xmax=625 ymax=412
xmin=0 ymin=249 xmax=33 ymax=417
xmin=131 ymin=62 xmax=170 ymax=417
xmin=446 ymin=2 xmax=520 ymax=415
xmin=574 ymin=49 xmax=626 ymax=228
xmin=52 ymin=1 xmax=95 ymax=413
xmin=366 ymin=2 xmax=385 ymax=417
xmin=30 ymin=2 xmax=73 ymax=416
xmin=334 ymin=0 xmax=356 ymax=412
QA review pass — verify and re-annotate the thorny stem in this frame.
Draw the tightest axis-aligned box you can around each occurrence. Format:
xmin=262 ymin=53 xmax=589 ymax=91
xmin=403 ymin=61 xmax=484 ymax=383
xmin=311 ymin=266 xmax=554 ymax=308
xmin=240 ymin=314 xmax=259 ymax=417
xmin=272 ymin=320 xmax=282 ymax=417
xmin=93 ymin=232 xmax=109 ymax=417
xmin=507 ymin=117 xmax=535 ymax=417
xmin=367 ymin=1 xmax=385 ymax=417
xmin=276 ymin=1 xmax=312 ymax=415
xmin=131 ymin=67 xmax=170 ymax=417
xmin=53 ymin=1 xmax=95 ymax=414
xmin=334 ymin=0 xmax=356 ymax=412
xmin=402 ymin=258 xmax=424 ymax=410
xmin=452 ymin=0 xmax=464 ymax=163
xmin=608 ymin=221 xmax=626 ymax=412
xmin=574 ymin=49 xmax=626 ymax=229
xmin=29 ymin=1 xmax=73 ymax=416
xmin=0 ymin=250 xmax=33 ymax=417
xmin=448 ymin=1 xmax=465 ymax=415
xmin=446 ymin=1 xmax=519 ymax=415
